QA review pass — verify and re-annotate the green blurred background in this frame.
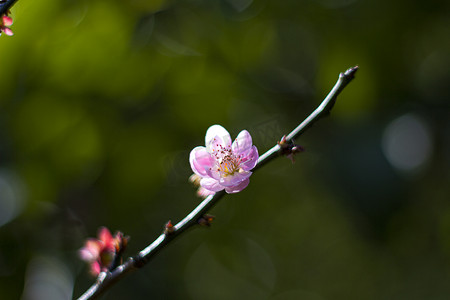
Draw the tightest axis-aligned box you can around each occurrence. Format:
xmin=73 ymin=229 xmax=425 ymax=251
xmin=1 ymin=0 xmax=449 ymax=299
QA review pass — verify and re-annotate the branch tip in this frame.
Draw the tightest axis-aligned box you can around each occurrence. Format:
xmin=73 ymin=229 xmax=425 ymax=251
xmin=343 ymin=65 xmax=359 ymax=79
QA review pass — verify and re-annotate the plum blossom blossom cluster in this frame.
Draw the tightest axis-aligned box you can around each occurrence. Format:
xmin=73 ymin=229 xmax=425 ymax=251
xmin=79 ymin=227 xmax=128 ymax=276
xmin=0 ymin=5 xmax=13 ymax=36
xmin=190 ymin=125 xmax=259 ymax=194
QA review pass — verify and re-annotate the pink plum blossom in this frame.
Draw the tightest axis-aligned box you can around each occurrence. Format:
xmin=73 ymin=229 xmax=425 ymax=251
xmin=79 ymin=227 xmax=127 ymax=276
xmin=190 ymin=125 xmax=259 ymax=194
xmin=0 ymin=14 xmax=13 ymax=36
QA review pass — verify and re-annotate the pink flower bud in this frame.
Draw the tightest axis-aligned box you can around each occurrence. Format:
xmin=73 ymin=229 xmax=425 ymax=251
xmin=2 ymin=15 xmax=13 ymax=26
xmin=79 ymin=227 xmax=128 ymax=276
xmin=0 ymin=14 xmax=14 ymax=36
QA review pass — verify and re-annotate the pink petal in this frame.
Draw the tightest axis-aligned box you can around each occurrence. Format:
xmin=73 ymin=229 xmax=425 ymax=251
xmin=190 ymin=146 xmax=212 ymax=177
xmin=225 ymin=178 xmax=249 ymax=193
xmin=239 ymin=146 xmax=259 ymax=171
xmin=90 ymin=262 xmax=101 ymax=276
xmin=79 ymin=240 xmax=101 ymax=261
xmin=232 ymin=130 xmax=253 ymax=154
xmin=2 ymin=27 xmax=13 ymax=36
xmin=218 ymin=170 xmax=251 ymax=187
xmin=79 ymin=249 xmax=96 ymax=262
xmin=99 ymin=227 xmax=113 ymax=246
xmin=205 ymin=125 xmax=231 ymax=151
xmin=207 ymin=135 xmax=228 ymax=155
xmin=200 ymin=177 xmax=224 ymax=192
xmin=205 ymin=164 xmax=221 ymax=180
xmin=2 ymin=16 xmax=13 ymax=26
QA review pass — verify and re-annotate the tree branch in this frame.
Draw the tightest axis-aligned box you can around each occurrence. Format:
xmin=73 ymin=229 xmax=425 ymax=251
xmin=0 ymin=0 xmax=18 ymax=16
xmin=77 ymin=66 xmax=359 ymax=300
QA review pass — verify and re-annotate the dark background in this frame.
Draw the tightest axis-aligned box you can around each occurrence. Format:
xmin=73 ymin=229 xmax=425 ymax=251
xmin=0 ymin=0 xmax=449 ymax=299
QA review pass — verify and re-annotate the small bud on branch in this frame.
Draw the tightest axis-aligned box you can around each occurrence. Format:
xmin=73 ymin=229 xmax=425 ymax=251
xmin=198 ymin=214 xmax=215 ymax=227
xmin=164 ymin=220 xmax=175 ymax=235
xmin=278 ymin=135 xmax=305 ymax=163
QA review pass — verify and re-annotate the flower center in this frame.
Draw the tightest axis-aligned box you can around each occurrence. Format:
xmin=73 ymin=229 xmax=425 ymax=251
xmin=219 ymin=154 xmax=240 ymax=176
xmin=211 ymin=143 xmax=241 ymax=177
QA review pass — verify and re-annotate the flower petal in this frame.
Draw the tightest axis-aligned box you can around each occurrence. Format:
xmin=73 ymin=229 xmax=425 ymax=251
xmin=90 ymin=262 xmax=101 ymax=276
xmin=190 ymin=146 xmax=212 ymax=177
xmin=2 ymin=27 xmax=13 ymax=36
xmin=205 ymin=165 xmax=221 ymax=180
xmin=219 ymin=170 xmax=251 ymax=187
xmin=200 ymin=177 xmax=224 ymax=192
xmin=79 ymin=249 xmax=93 ymax=261
xmin=79 ymin=240 xmax=100 ymax=262
xmin=2 ymin=16 xmax=13 ymax=26
xmin=207 ymin=135 xmax=227 ymax=155
xmin=240 ymin=146 xmax=259 ymax=171
xmin=205 ymin=125 xmax=231 ymax=150
xmin=99 ymin=227 xmax=113 ymax=246
xmin=232 ymin=130 xmax=253 ymax=154
xmin=225 ymin=178 xmax=249 ymax=193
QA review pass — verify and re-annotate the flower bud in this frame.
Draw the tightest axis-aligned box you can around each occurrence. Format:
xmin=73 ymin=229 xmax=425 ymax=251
xmin=198 ymin=214 xmax=215 ymax=227
xmin=164 ymin=220 xmax=175 ymax=235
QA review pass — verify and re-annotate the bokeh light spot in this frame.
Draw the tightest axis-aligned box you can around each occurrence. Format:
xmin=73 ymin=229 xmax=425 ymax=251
xmin=21 ymin=256 xmax=74 ymax=300
xmin=382 ymin=113 xmax=432 ymax=173
xmin=0 ymin=169 xmax=26 ymax=227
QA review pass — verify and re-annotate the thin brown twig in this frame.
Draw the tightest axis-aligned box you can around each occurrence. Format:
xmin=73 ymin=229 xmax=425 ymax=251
xmin=77 ymin=66 xmax=359 ymax=300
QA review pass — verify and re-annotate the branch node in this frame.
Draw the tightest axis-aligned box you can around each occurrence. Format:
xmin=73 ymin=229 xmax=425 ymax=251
xmin=198 ymin=214 xmax=215 ymax=227
xmin=133 ymin=255 xmax=146 ymax=269
xmin=164 ymin=220 xmax=176 ymax=235
xmin=343 ymin=65 xmax=359 ymax=79
xmin=278 ymin=135 xmax=305 ymax=163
